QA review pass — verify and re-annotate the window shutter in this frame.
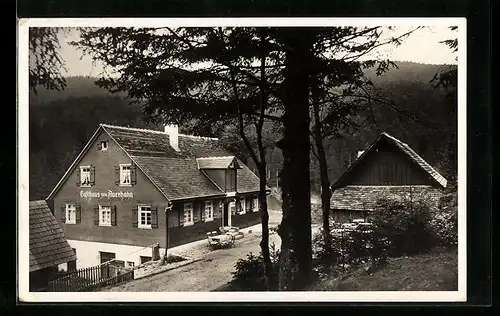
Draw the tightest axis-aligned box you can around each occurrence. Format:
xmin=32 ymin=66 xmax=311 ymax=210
xmin=132 ymin=207 xmax=138 ymax=228
xmin=179 ymin=207 xmax=184 ymax=226
xmin=130 ymin=165 xmax=137 ymax=185
xmin=111 ymin=205 xmax=117 ymax=226
xmin=93 ymin=207 xmax=99 ymax=225
xmin=151 ymin=206 xmax=158 ymax=228
xmin=60 ymin=205 xmax=66 ymax=222
xmin=90 ymin=166 xmax=96 ymax=186
xmin=97 ymin=142 xmax=102 ymax=150
xmin=76 ymin=204 xmax=81 ymax=223
xmin=201 ymin=202 xmax=206 ymax=221
xmin=76 ymin=168 xmax=81 ymax=186
xmin=115 ymin=166 xmax=120 ymax=185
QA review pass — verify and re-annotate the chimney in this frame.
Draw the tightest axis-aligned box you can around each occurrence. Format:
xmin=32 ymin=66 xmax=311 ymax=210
xmin=164 ymin=124 xmax=179 ymax=151
xmin=357 ymin=150 xmax=364 ymax=158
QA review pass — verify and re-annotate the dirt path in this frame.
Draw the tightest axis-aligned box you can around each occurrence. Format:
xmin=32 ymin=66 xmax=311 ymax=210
xmin=101 ymin=208 xmax=323 ymax=292
xmin=103 ymin=233 xmax=282 ymax=292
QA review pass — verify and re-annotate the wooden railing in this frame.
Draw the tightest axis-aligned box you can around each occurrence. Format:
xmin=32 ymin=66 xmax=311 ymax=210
xmin=47 ymin=261 xmax=134 ymax=292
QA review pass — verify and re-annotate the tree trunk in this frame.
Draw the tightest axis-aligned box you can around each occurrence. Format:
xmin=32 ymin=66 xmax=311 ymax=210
xmin=312 ymin=101 xmax=332 ymax=251
xmin=277 ymin=31 xmax=313 ymax=291
xmin=258 ymin=165 xmax=273 ymax=290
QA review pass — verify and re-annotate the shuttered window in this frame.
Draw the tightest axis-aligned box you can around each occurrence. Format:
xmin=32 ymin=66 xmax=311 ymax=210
xmin=97 ymin=205 xmax=117 ymax=226
xmin=183 ymin=203 xmax=194 ymax=226
xmin=99 ymin=205 xmax=112 ymax=226
xmin=116 ymin=163 xmax=137 ymax=186
xmin=136 ymin=205 xmax=157 ymax=229
xmin=238 ymin=198 xmax=246 ymax=215
xmin=79 ymin=166 xmax=92 ymax=187
xmin=204 ymin=200 xmax=214 ymax=222
xmin=64 ymin=203 xmax=76 ymax=224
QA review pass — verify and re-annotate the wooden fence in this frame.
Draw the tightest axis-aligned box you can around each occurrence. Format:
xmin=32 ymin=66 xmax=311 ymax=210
xmin=47 ymin=261 xmax=134 ymax=292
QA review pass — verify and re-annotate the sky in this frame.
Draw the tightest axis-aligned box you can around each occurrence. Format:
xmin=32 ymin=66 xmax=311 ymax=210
xmin=57 ymin=25 xmax=458 ymax=77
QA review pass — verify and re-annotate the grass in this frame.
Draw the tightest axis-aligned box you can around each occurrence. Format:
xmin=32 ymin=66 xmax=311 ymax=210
xmin=309 ymin=246 xmax=458 ymax=291
xmin=215 ymin=247 xmax=458 ymax=292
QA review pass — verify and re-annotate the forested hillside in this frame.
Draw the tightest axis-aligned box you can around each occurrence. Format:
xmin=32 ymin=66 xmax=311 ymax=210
xmin=29 ymin=61 xmax=457 ymax=200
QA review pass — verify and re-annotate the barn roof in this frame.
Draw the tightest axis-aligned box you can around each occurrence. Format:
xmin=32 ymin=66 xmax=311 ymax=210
xmin=47 ymin=124 xmax=262 ymax=201
xmin=331 ymin=132 xmax=448 ymax=190
xmin=330 ymin=185 xmax=445 ymax=211
xmin=29 ymin=200 xmax=77 ymax=272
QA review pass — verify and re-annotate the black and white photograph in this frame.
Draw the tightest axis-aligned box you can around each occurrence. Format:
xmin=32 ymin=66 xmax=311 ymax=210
xmin=18 ymin=18 xmax=466 ymax=302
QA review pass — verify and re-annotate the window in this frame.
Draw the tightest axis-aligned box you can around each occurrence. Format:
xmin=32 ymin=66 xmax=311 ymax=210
xmin=183 ymin=203 xmax=194 ymax=226
xmin=120 ymin=164 xmax=132 ymax=185
xmin=100 ymin=140 xmax=108 ymax=150
xmin=238 ymin=199 xmax=246 ymax=215
xmin=140 ymin=256 xmax=152 ymax=264
xmin=99 ymin=205 xmax=112 ymax=226
xmin=80 ymin=166 xmax=91 ymax=187
xmin=137 ymin=205 xmax=152 ymax=229
xmin=204 ymin=200 xmax=213 ymax=222
xmin=253 ymin=198 xmax=259 ymax=212
xmin=100 ymin=251 xmax=116 ymax=264
xmin=65 ymin=203 xmax=76 ymax=224
xmin=126 ymin=261 xmax=135 ymax=268
xmin=229 ymin=201 xmax=236 ymax=215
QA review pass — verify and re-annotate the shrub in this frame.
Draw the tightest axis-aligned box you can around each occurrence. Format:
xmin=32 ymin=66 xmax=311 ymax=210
xmin=430 ymin=192 xmax=458 ymax=246
xmin=372 ymin=198 xmax=438 ymax=256
xmin=230 ymin=243 xmax=280 ymax=290
xmin=312 ymin=227 xmax=389 ymax=278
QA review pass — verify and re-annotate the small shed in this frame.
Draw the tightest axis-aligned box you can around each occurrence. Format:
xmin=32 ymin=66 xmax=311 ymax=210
xmin=29 ymin=200 xmax=77 ymax=291
xmin=330 ymin=132 xmax=448 ymax=223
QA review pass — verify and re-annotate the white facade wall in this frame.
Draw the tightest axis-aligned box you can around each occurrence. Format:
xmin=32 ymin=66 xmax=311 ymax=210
xmin=61 ymin=239 xmax=166 ymax=270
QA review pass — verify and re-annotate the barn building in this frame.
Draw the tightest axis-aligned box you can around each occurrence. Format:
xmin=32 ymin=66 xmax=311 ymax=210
xmin=46 ymin=124 xmax=263 ymax=269
xmin=29 ymin=200 xmax=77 ymax=291
xmin=330 ymin=132 xmax=448 ymax=223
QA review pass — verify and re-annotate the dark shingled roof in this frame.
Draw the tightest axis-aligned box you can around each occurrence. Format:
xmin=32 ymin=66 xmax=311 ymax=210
xmin=103 ymin=124 xmax=261 ymax=200
xmin=29 ymin=200 xmax=77 ymax=272
xmin=330 ymin=133 xmax=447 ymax=212
xmin=330 ymin=186 xmax=445 ymax=211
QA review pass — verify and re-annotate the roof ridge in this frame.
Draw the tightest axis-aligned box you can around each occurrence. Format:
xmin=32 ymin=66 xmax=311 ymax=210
xmin=101 ymin=123 xmax=168 ymax=135
xmin=178 ymin=134 xmax=219 ymax=141
xmin=196 ymin=156 xmax=235 ymax=160
xmin=101 ymin=123 xmax=219 ymax=140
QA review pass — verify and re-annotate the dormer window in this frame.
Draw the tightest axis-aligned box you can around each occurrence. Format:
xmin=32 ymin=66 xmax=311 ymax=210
xmin=100 ymin=141 xmax=108 ymax=151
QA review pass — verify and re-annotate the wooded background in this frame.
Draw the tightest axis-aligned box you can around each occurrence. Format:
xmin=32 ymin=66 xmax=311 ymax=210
xmin=29 ymin=61 xmax=456 ymax=201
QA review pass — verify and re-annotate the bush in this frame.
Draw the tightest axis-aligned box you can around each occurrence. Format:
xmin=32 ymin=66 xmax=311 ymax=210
xmin=230 ymin=243 xmax=280 ymax=290
xmin=431 ymin=192 xmax=458 ymax=246
xmin=312 ymin=228 xmax=389 ymax=278
xmin=372 ymin=198 xmax=438 ymax=256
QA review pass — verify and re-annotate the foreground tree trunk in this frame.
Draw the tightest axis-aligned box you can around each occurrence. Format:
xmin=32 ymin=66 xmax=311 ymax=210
xmin=312 ymin=100 xmax=332 ymax=251
xmin=277 ymin=30 xmax=313 ymax=291
xmin=258 ymin=165 xmax=273 ymax=289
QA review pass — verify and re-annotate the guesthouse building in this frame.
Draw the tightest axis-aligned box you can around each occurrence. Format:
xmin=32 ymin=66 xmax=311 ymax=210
xmin=330 ymin=132 xmax=448 ymax=223
xmin=46 ymin=124 xmax=263 ymax=269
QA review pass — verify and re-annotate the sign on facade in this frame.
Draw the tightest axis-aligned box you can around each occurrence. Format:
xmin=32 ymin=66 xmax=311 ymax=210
xmin=80 ymin=190 xmax=134 ymax=200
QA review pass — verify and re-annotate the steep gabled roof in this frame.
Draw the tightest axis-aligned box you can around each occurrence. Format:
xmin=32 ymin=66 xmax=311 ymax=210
xmin=47 ymin=124 xmax=262 ymax=201
xmin=331 ymin=132 xmax=448 ymax=190
xmin=29 ymin=200 xmax=77 ymax=272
